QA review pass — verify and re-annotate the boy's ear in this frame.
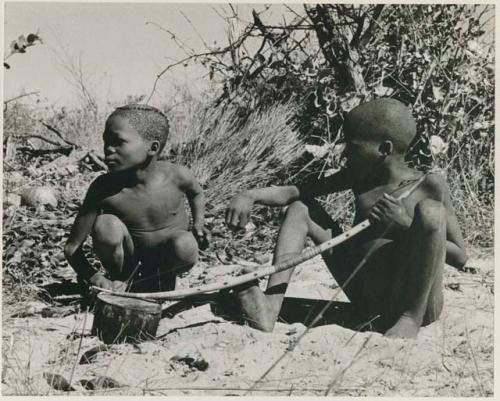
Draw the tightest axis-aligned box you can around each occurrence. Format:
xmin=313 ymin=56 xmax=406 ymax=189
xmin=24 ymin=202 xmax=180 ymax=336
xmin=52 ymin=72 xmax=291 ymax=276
xmin=148 ymin=141 xmax=161 ymax=155
xmin=379 ymin=140 xmax=394 ymax=156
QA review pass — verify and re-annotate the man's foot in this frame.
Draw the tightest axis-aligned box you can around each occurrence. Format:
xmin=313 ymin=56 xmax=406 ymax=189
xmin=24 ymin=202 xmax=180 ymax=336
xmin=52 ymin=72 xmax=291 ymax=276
xmin=384 ymin=314 xmax=420 ymax=339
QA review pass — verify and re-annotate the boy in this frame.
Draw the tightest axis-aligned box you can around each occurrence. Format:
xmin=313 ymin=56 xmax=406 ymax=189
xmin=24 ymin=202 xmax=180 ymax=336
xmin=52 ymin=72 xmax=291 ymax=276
xmin=226 ymin=98 xmax=467 ymax=338
xmin=65 ymin=104 xmax=208 ymax=293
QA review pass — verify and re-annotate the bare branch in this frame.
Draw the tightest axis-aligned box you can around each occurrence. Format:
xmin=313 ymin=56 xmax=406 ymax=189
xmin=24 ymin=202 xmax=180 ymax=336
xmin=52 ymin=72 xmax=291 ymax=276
xmin=146 ymin=21 xmax=196 ymax=56
xmin=3 ymin=91 xmax=40 ymax=105
xmin=146 ymin=24 xmax=256 ymax=104
xmin=39 ymin=121 xmax=79 ymax=148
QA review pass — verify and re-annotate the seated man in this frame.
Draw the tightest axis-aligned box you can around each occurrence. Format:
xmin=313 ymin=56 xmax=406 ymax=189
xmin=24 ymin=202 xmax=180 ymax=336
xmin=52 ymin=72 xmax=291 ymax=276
xmin=226 ymin=98 xmax=467 ymax=338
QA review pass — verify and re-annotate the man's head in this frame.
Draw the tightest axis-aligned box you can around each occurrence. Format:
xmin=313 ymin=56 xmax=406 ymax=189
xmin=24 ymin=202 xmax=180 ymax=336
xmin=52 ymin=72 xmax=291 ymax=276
xmin=341 ymin=98 xmax=416 ymax=177
xmin=103 ymin=104 xmax=169 ymax=172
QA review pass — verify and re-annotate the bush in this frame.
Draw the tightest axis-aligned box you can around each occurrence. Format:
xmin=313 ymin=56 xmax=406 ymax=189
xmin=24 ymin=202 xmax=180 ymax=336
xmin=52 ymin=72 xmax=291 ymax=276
xmin=167 ymin=101 xmax=304 ymax=210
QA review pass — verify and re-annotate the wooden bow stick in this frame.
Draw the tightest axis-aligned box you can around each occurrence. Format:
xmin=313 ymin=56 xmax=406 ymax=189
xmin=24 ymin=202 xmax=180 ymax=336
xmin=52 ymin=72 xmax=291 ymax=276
xmin=93 ymin=174 xmax=427 ymax=301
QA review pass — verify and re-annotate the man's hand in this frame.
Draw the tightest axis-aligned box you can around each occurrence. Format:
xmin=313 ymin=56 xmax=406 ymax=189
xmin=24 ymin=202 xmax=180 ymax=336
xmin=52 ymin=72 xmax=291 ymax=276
xmin=192 ymin=224 xmax=210 ymax=250
xmin=369 ymin=193 xmax=412 ymax=230
xmin=226 ymin=193 xmax=255 ymax=230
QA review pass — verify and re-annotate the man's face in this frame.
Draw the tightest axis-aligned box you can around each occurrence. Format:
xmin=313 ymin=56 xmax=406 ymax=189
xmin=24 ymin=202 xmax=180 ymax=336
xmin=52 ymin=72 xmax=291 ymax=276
xmin=103 ymin=115 xmax=151 ymax=172
xmin=341 ymin=127 xmax=381 ymax=181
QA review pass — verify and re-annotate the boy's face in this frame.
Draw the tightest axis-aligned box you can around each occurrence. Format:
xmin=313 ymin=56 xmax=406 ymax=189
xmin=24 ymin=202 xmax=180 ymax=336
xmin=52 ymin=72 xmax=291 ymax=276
xmin=103 ymin=115 xmax=151 ymax=172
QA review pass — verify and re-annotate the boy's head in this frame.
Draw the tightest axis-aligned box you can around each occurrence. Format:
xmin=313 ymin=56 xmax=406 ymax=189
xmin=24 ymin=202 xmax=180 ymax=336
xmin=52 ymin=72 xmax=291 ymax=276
xmin=103 ymin=104 xmax=169 ymax=172
xmin=109 ymin=104 xmax=170 ymax=151
xmin=342 ymin=98 xmax=416 ymax=176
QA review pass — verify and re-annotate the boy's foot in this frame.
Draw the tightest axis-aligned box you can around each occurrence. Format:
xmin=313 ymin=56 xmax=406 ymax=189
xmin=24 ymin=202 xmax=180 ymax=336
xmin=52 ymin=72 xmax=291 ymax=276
xmin=384 ymin=314 xmax=420 ymax=339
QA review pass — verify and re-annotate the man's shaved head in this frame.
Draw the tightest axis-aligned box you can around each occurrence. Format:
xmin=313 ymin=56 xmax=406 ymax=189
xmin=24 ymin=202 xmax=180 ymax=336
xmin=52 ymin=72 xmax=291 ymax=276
xmin=344 ymin=98 xmax=416 ymax=153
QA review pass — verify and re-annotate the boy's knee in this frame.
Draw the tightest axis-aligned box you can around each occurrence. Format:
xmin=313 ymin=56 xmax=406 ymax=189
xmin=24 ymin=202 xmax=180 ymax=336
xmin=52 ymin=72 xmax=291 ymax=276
xmin=170 ymin=232 xmax=198 ymax=264
xmin=92 ymin=215 xmax=127 ymax=247
xmin=414 ymin=199 xmax=446 ymax=232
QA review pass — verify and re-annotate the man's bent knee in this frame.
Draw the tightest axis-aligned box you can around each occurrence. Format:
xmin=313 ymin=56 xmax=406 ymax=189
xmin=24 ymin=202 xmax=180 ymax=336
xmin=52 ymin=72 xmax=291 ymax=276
xmin=414 ymin=199 xmax=446 ymax=232
xmin=285 ymin=201 xmax=309 ymax=217
xmin=92 ymin=215 xmax=128 ymax=247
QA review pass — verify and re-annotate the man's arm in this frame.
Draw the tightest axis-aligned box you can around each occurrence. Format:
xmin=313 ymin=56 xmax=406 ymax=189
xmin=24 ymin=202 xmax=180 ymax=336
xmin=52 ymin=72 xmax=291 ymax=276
xmin=425 ymin=173 xmax=468 ymax=269
xmin=226 ymin=169 xmax=351 ymax=230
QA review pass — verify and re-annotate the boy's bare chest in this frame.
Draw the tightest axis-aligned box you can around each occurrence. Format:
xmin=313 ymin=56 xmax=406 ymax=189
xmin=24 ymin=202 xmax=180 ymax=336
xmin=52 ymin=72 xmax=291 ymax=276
xmin=100 ymin=183 xmax=186 ymax=226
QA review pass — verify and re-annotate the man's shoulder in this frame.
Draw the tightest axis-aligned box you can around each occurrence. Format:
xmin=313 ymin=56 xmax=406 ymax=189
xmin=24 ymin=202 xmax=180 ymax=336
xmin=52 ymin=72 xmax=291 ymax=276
xmin=422 ymin=170 xmax=447 ymax=189
xmin=420 ymin=170 xmax=449 ymax=200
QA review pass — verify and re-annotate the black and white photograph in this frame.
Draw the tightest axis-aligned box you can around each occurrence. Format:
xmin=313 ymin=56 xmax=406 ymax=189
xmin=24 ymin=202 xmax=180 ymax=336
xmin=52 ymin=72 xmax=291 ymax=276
xmin=2 ymin=2 xmax=495 ymax=396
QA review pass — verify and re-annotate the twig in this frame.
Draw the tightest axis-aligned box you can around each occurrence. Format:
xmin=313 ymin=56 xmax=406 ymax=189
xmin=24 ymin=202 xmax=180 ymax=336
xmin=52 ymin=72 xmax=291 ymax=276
xmin=146 ymin=21 xmax=196 ymax=56
xmin=85 ymin=150 xmax=108 ymax=171
xmin=146 ymin=24 xmax=255 ymax=104
xmin=39 ymin=121 xmax=78 ymax=148
xmin=3 ymin=91 xmax=40 ymax=106
xmin=68 ymin=308 xmax=88 ymax=388
xmin=14 ymin=134 xmax=70 ymax=149
xmin=464 ymin=318 xmax=485 ymax=396
xmin=142 ymin=385 xmax=328 ymax=393
xmin=324 ymin=335 xmax=372 ymax=395
xmin=4 ymin=204 xmax=19 ymax=234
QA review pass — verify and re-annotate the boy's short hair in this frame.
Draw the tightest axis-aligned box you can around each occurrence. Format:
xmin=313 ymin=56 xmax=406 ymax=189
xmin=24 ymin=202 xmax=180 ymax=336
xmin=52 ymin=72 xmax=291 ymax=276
xmin=344 ymin=98 xmax=416 ymax=153
xmin=110 ymin=104 xmax=170 ymax=151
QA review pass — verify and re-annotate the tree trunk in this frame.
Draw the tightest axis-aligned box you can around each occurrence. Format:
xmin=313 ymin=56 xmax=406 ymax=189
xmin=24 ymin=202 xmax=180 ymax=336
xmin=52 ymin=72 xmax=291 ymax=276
xmin=91 ymin=293 xmax=162 ymax=344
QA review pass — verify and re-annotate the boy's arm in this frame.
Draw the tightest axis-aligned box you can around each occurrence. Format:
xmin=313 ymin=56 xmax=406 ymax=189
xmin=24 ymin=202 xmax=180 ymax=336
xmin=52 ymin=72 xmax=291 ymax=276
xmin=176 ymin=165 xmax=205 ymax=231
xmin=226 ymin=169 xmax=351 ymax=229
xmin=425 ymin=174 xmax=468 ymax=269
xmin=64 ymin=180 xmax=103 ymax=283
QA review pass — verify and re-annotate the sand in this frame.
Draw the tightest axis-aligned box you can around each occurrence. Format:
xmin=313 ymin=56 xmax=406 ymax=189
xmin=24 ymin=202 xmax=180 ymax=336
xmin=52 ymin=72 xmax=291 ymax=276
xmin=2 ymin=249 xmax=493 ymax=396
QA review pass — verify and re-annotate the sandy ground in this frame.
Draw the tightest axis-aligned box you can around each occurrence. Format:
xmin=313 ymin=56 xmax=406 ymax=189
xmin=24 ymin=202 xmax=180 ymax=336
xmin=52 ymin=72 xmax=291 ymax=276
xmin=2 ymin=248 xmax=493 ymax=396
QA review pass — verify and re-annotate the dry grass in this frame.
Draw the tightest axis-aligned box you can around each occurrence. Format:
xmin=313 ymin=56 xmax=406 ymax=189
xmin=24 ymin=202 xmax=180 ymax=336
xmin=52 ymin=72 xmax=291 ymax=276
xmin=168 ymin=101 xmax=304 ymax=210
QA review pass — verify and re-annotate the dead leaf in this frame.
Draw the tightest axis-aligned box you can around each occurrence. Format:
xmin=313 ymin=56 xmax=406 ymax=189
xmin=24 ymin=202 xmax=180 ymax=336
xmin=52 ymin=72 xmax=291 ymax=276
xmin=43 ymin=372 xmax=75 ymax=391
xmin=79 ymin=345 xmax=110 ymax=364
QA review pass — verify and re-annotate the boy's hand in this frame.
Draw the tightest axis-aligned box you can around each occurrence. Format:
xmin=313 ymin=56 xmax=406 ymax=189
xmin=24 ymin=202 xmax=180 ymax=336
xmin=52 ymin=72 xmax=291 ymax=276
xmin=192 ymin=224 xmax=210 ymax=250
xmin=369 ymin=193 xmax=412 ymax=230
xmin=90 ymin=273 xmax=128 ymax=292
xmin=89 ymin=272 xmax=113 ymax=290
xmin=111 ymin=280 xmax=128 ymax=292
xmin=226 ymin=193 xmax=254 ymax=230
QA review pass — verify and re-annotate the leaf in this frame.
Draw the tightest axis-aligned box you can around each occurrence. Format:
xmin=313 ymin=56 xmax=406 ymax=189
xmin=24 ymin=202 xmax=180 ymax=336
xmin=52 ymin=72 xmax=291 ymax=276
xmin=80 ymin=376 xmax=122 ymax=390
xmin=374 ymin=84 xmax=394 ymax=97
xmin=27 ymin=33 xmax=39 ymax=44
xmin=79 ymin=345 xmax=110 ymax=364
xmin=432 ymin=85 xmax=444 ymax=102
xmin=43 ymin=372 xmax=75 ymax=391
xmin=4 ymin=62 xmax=10 ymax=69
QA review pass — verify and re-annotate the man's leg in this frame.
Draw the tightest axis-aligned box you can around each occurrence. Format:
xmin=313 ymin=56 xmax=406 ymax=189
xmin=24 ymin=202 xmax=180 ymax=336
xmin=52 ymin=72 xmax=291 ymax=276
xmin=92 ymin=214 xmax=135 ymax=280
xmin=237 ymin=200 xmax=335 ymax=332
xmin=385 ymin=199 xmax=446 ymax=338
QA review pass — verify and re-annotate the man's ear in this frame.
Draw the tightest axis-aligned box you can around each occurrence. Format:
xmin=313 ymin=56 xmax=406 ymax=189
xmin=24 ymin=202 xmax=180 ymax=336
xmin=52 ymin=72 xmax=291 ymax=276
xmin=148 ymin=141 xmax=161 ymax=156
xmin=379 ymin=140 xmax=394 ymax=156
